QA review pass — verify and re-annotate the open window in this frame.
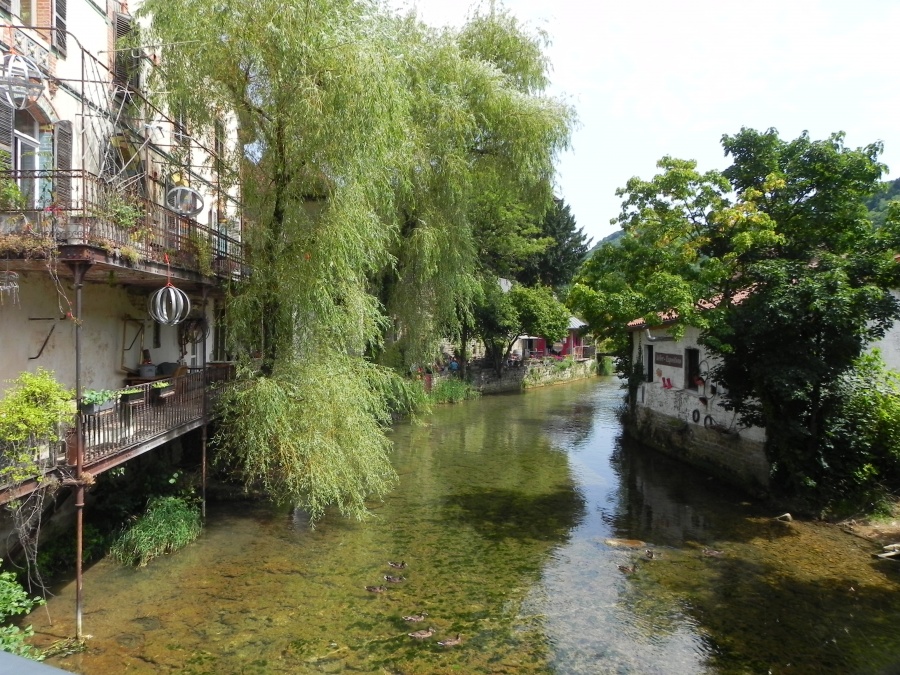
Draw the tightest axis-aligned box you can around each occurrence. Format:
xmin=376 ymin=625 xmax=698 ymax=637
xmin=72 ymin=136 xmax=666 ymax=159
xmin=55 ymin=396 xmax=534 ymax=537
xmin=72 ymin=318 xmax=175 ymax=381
xmin=685 ymin=347 xmax=700 ymax=390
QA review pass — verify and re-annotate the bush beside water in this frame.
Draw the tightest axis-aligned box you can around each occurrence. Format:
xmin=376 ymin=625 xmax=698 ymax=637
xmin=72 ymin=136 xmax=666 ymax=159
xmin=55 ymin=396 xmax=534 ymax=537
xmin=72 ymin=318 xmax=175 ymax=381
xmin=109 ymin=496 xmax=202 ymax=566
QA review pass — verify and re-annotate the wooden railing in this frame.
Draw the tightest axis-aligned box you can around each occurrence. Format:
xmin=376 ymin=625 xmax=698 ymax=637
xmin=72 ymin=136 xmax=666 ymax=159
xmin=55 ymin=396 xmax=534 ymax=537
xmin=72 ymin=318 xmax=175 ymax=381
xmin=0 ymin=169 xmax=243 ymax=280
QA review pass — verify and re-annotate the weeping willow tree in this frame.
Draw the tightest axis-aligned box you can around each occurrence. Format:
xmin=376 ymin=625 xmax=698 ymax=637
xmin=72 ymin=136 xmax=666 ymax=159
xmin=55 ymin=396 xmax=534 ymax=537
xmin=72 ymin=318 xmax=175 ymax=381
xmin=138 ymin=0 xmax=572 ymax=521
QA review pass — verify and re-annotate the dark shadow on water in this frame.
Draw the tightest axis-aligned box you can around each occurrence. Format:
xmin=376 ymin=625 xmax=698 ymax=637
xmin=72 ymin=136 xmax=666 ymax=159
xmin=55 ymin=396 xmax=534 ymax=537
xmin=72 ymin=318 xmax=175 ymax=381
xmin=608 ymin=433 xmax=799 ymax=547
xmin=443 ymin=486 xmax=586 ymax=543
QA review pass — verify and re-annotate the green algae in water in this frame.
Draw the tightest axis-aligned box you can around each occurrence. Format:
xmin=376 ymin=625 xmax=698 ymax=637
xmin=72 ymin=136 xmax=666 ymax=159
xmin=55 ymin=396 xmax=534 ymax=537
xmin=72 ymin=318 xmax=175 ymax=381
xmin=27 ymin=378 xmax=900 ymax=674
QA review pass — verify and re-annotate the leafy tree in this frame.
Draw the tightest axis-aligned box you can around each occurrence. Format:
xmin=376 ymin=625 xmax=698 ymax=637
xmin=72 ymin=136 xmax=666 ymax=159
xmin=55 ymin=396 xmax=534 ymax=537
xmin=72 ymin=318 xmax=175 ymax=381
xmin=517 ymin=197 xmax=589 ymax=290
xmin=139 ymin=0 xmax=572 ymax=520
xmin=475 ymin=279 xmax=569 ymax=376
xmin=570 ymin=128 xmax=900 ymax=509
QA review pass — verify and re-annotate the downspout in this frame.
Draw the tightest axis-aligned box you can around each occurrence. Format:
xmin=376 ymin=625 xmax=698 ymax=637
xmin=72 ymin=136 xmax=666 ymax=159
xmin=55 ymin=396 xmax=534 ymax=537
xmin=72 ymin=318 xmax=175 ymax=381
xmin=201 ymin=286 xmax=209 ymax=520
xmin=69 ymin=260 xmax=91 ymax=640
xmin=644 ymin=328 xmax=675 ymax=342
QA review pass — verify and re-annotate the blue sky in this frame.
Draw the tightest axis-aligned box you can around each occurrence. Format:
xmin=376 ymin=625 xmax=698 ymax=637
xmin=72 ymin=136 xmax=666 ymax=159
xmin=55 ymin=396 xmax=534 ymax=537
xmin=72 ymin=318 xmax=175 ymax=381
xmin=389 ymin=0 xmax=900 ymax=245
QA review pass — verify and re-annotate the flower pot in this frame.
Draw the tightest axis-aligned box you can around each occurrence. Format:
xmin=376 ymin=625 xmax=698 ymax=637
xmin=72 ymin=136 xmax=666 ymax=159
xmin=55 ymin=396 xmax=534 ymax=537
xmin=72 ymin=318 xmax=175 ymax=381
xmin=151 ymin=385 xmax=175 ymax=403
xmin=79 ymin=400 xmax=116 ymax=415
xmin=120 ymin=390 xmax=145 ymax=406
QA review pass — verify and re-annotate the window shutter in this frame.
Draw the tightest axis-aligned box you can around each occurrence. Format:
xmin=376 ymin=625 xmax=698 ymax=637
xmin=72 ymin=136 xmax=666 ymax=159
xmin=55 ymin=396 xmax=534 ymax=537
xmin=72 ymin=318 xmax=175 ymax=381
xmin=53 ymin=0 xmax=67 ymax=55
xmin=0 ymin=1 xmax=12 ymax=15
xmin=114 ymin=13 xmax=140 ymax=92
xmin=0 ymin=98 xmax=13 ymax=165
xmin=54 ymin=120 xmax=72 ymax=208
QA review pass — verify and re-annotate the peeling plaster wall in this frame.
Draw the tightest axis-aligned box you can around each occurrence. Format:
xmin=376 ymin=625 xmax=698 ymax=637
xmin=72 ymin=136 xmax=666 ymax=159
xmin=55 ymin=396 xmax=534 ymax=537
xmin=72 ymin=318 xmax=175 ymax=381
xmin=629 ymin=326 xmax=769 ymax=491
xmin=0 ymin=273 xmax=214 ymax=396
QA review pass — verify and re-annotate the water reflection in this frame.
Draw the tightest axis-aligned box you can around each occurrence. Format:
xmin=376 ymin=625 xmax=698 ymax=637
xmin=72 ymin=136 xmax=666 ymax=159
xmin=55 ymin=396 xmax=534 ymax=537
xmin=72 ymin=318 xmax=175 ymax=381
xmin=29 ymin=377 xmax=900 ymax=674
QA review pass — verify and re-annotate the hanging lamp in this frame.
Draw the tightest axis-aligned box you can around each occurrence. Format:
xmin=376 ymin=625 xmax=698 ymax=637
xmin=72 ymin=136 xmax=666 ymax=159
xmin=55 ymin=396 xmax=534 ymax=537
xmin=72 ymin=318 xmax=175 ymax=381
xmin=149 ymin=254 xmax=191 ymax=325
xmin=0 ymin=53 xmax=45 ymax=109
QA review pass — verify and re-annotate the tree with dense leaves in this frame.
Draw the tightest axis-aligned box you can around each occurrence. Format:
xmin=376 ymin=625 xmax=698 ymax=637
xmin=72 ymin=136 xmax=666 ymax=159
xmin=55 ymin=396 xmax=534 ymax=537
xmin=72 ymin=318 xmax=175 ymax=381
xmin=138 ymin=0 xmax=572 ymax=521
xmin=570 ymin=128 xmax=900 ymax=509
xmin=516 ymin=197 xmax=589 ymax=290
xmin=474 ymin=280 xmax=569 ymax=376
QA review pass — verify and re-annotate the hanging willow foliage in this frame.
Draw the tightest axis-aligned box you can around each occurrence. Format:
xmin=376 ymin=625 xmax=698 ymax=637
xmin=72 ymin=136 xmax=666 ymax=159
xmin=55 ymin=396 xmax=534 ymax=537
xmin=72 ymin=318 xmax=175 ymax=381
xmin=138 ymin=0 xmax=573 ymax=520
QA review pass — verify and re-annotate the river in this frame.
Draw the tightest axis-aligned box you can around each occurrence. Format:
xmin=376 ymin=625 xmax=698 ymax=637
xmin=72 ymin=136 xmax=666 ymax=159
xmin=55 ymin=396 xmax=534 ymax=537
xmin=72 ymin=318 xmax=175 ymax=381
xmin=31 ymin=377 xmax=900 ymax=674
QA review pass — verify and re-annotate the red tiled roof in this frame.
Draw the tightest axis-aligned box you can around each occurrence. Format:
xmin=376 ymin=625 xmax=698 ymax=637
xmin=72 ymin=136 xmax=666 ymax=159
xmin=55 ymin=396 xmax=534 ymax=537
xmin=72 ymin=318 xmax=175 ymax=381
xmin=627 ymin=288 xmax=752 ymax=330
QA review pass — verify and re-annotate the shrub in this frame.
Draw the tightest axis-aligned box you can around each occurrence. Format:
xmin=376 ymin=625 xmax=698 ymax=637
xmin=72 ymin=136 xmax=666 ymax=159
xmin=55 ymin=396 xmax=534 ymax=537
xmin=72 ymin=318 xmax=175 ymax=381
xmin=824 ymin=352 xmax=900 ymax=514
xmin=0 ymin=559 xmax=44 ymax=660
xmin=108 ymin=496 xmax=202 ymax=566
xmin=428 ymin=377 xmax=480 ymax=404
xmin=0 ymin=369 xmax=73 ymax=484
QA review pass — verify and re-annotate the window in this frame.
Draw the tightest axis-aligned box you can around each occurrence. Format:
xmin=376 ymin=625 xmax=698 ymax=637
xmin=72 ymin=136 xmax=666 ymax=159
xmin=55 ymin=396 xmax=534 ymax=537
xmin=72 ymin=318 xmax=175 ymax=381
xmin=685 ymin=348 xmax=700 ymax=390
xmin=13 ymin=108 xmax=40 ymax=205
xmin=645 ymin=345 xmax=654 ymax=383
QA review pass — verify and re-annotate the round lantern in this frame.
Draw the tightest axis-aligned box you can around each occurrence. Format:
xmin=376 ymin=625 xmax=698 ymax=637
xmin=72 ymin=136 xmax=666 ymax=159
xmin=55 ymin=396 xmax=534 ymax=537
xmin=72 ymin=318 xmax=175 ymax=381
xmin=0 ymin=54 xmax=45 ymax=110
xmin=166 ymin=185 xmax=204 ymax=217
xmin=149 ymin=283 xmax=191 ymax=325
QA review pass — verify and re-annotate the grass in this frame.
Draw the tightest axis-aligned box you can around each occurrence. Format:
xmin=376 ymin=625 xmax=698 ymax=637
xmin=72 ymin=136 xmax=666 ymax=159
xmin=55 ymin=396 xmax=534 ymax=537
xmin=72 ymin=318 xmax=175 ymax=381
xmin=109 ymin=496 xmax=202 ymax=566
xmin=428 ymin=377 xmax=481 ymax=404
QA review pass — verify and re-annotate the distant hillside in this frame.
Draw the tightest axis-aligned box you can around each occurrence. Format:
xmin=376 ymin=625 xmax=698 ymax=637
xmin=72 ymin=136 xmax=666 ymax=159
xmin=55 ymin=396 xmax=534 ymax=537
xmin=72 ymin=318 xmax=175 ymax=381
xmin=587 ymin=229 xmax=624 ymax=257
xmin=866 ymin=178 xmax=900 ymax=228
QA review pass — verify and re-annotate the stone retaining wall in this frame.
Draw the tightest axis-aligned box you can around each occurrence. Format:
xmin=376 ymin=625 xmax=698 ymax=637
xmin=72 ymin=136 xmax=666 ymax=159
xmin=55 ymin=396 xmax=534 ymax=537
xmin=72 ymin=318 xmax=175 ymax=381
xmin=466 ymin=359 xmax=596 ymax=394
xmin=627 ymin=406 xmax=770 ymax=495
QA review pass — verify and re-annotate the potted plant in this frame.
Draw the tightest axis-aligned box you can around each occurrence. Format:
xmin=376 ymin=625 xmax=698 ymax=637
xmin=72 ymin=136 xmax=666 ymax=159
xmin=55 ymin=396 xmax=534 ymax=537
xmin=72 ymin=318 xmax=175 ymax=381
xmin=120 ymin=388 xmax=145 ymax=405
xmin=150 ymin=379 xmax=175 ymax=402
xmin=80 ymin=389 xmax=118 ymax=415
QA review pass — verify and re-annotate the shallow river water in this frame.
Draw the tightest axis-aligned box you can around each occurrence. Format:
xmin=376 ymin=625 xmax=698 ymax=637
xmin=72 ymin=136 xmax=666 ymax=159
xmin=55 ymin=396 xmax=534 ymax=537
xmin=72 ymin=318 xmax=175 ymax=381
xmin=32 ymin=377 xmax=900 ymax=674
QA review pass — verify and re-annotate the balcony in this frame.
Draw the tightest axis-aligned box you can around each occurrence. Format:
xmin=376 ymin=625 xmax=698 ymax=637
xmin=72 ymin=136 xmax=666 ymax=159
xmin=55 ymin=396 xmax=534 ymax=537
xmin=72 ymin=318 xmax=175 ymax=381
xmin=0 ymin=169 xmax=243 ymax=281
xmin=0 ymin=364 xmax=235 ymax=505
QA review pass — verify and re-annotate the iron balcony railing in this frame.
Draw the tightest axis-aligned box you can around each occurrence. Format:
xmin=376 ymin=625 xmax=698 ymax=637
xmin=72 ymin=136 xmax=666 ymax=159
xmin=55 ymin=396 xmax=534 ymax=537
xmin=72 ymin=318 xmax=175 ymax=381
xmin=0 ymin=168 xmax=244 ymax=279
xmin=0 ymin=365 xmax=234 ymax=497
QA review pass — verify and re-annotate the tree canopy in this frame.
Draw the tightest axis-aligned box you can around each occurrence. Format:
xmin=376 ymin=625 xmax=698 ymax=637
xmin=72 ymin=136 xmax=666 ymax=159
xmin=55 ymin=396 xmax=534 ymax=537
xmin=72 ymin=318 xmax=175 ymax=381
xmin=138 ymin=0 xmax=573 ymax=520
xmin=474 ymin=280 xmax=569 ymax=376
xmin=516 ymin=197 xmax=590 ymax=290
xmin=569 ymin=128 xmax=900 ymax=509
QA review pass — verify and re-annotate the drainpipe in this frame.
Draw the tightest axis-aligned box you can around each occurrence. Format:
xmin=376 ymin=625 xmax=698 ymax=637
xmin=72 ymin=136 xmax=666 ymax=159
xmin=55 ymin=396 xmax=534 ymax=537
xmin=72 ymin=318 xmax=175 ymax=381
xmin=69 ymin=261 xmax=91 ymax=640
xmin=200 ymin=286 xmax=209 ymax=520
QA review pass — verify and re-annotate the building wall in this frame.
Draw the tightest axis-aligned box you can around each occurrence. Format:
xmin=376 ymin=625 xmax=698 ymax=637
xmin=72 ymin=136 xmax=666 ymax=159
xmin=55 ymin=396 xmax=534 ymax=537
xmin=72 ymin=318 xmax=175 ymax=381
xmin=629 ymin=326 xmax=769 ymax=492
xmin=0 ymin=271 xmax=214 ymax=396
xmin=872 ymin=289 xmax=900 ymax=370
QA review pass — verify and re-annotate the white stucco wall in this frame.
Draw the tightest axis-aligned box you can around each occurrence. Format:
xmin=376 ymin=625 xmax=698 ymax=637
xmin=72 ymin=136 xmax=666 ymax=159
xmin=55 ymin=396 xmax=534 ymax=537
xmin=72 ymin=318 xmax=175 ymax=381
xmin=871 ymin=290 xmax=900 ymax=371
xmin=0 ymin=272 xmax=213 ymax=396
xmin=631 ymin=326 xmax=766 ymax=443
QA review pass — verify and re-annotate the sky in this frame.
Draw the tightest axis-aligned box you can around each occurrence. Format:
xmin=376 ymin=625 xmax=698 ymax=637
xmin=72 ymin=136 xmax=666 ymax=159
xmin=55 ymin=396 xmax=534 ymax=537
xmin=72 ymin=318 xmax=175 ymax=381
xmin=388 ymin=0 xmax=900 ymax=245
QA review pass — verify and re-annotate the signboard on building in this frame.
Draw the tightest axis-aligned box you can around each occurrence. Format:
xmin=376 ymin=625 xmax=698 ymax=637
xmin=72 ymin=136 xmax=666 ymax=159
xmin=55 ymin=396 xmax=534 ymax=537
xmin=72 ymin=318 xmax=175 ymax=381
xmin=654 ymin=352 xmax=683 ymax=368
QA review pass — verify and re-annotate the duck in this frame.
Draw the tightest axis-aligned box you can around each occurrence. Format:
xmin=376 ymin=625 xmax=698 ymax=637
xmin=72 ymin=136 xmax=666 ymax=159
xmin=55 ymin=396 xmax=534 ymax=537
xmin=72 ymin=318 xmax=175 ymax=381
xmin=365 ymin=585 xmax=387 ymax=593
xmin=617 ymin=564 xmax=637 ymax=574
xmin=438 ymin=633 xmax=462 ymax=647
xmin=403 ymin=612 xmax=428 ymax=622
xmin=702 ymin=548 xmax=725 ymax=558
xmin=408 ymin=627 xmax=435 ymax=640
xmin=644 ymin=549 xmax=659 ymax=560
xmin=388 ymin=561 xmax=407 ymax=569
xmin=384 ymin=574 xmax=405 ymax=583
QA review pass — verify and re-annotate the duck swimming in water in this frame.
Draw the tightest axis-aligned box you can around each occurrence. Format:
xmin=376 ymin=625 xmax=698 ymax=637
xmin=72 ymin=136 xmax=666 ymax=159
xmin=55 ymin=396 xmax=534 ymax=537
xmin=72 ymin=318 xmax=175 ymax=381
xmin=408 ymin=627 xmax=435 ymax=639
xmin=617 ymin=564 xmax=636 ymax=574
xmin=438 ymin=634 xmax=462 ymax=647
xmin=388 ymin=561 xmax=407 ymax=569
xmin=384 ymin=574 xmax=405 ymax=583
xmin=702 ymin=548 xmax=725 ymax=558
